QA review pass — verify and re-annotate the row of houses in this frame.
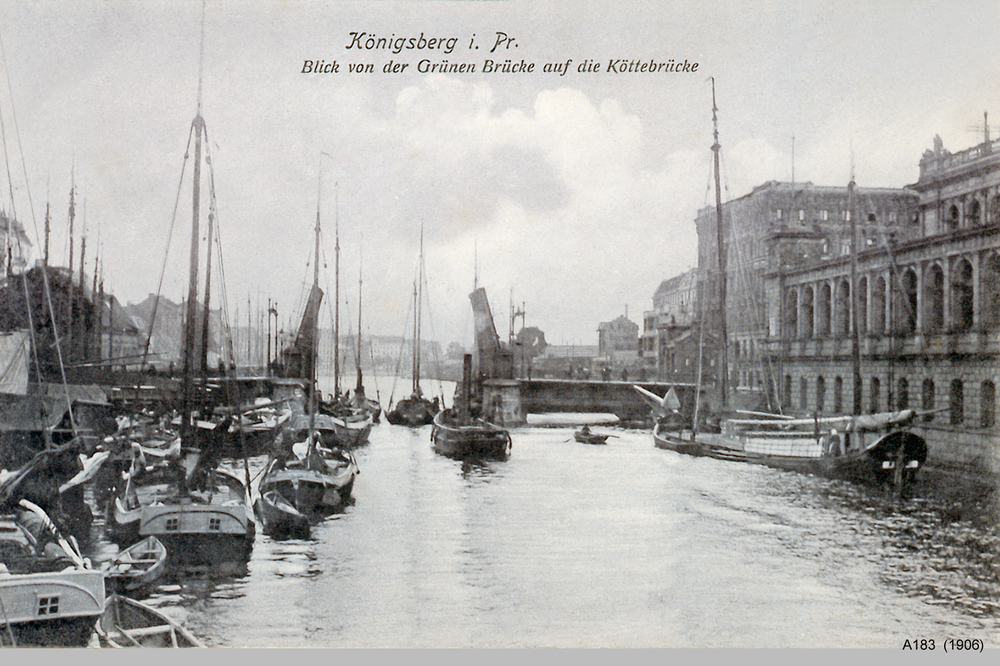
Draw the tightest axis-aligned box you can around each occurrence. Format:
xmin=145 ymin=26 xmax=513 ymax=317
xmin=642 ymin=129 xmax=1000 ymax=478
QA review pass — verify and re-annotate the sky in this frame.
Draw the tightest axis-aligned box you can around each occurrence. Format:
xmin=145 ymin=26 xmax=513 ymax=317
xmin=1 ymin=0 xmax=998 ymax=353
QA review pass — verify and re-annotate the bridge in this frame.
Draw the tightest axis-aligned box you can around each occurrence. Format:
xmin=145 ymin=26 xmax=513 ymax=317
xmin=483 ymin=379 xmax=696 ymax=424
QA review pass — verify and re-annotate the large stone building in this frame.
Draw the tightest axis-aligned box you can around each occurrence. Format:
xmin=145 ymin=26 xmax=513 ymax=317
xmin=695 ymin=180 xmax=919 ymax=409
xmin=763 ymin=131 xmax=1000 ymax=478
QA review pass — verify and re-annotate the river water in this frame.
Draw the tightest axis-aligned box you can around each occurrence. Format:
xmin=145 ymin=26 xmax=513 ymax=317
xmin=82 ymin=406 xmax=999 ymax=649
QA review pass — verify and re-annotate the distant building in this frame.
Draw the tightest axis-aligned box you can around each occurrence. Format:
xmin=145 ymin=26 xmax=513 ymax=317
xmin=641 ymin=269 xmax=700 ymax=379
xmin=763 ymin=130 xmax=1000 ymax=478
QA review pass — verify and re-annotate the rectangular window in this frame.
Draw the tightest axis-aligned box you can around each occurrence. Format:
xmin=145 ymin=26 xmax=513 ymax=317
xmin=37 ymin=597 xmax=60 ymax=616
xmin=983 ymin=381 xmax=996 ymax=428
xmin=821 ymin=210 xmax=829 ymax=221
xmin=798 ymin=209 xmax=805 ymax=221
xmin=209 ymin=517 xmax=222 ymax=531
xmin=165 ymin=517 xmax=179 ymax=532
xmin=776 ymin=209 xmax=783 ymax=220
xmin=950 ymin=379 xmax=964 ymax=425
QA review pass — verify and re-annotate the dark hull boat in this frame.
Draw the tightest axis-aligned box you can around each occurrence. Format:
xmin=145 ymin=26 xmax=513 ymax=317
xmin=431 ymin=409 xmax=511 ymax=461
xmin=386 ymin=395 xmax=438 ymax=427
xmin=573 ymin=429 xmax=609 ymax=445
xmin=254 ymin=441 xmax=359 ymax=537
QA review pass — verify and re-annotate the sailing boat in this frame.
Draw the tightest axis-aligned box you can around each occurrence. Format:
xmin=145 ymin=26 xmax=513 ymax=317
xmin=254 ymin=171 xmax=359 ymax=537
xmin=431 ymin=288 xmax=511 ymax=460
xmin=108 ymin=24 xmax=255 ymax=569
xmin=349 ymin=246 xmax=382 ymax=423
xmin=310 ymin=186 xmax=374 ymax=448
xmin=386 ymin=226 xmax=440 ymax=427
xmin=635 ymin=80 xmax=928 ymax=490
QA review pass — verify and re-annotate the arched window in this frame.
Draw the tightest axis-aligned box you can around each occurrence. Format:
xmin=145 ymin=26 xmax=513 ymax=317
xmin=990 ymin=196 xmax=1000 ymax=226
xmin=800 ymin=377 xmax=808 ymax=411
xmin=857 ymin=276 xmax=868 ymax=336
xmin=924 ymin=264 xmax=944 ymax=333
xmin=783 ymin=375 xmax=792 ymax=409
xmin=983 ymin=381 xmax=996 ymax=428
xmin=872 ymin=276 xmax=886 ymax=335
xmin=834 ymin=376 xmax=843 ymax=413
xmin=801 ymin=286 xmax=814 ymax=338
xmin=922 ymin=379 xmax=936 ymax=422
xmin=870 ymin=377 xmax=880 ymax=413
xmin=835 ymin=279 xmax=850 ymax=337
xmin=784 ymin=289 xmax=798 ymax=340
xmin=816 ymin=376 xmax=826 ymax=413
xmin=898 ymin=268 xmax=918 ymax=335
xmin=950 ymin=379 xmax=964 ymax=425
xmin=969 ymin=199 xmax=982 ymax=226
xmin=897 ymin=377 xmax=909 ymax=410
xmin=951 ymin=258 xmax=974 ymax=332
xmin=817 ymin=283 xmax=831 ymax=337
xmin=981 ymin=252 xmax=1000 ymax=329
xmin=947 ymin=204 xmax=960 ymax=231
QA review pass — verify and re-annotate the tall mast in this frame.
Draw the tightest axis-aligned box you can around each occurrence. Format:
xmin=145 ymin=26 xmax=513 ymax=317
xmin=181 ymin=10 xmax=207 ymax=439
xmin=43 ymin=202 xmax=50 ymax=267
xmin=200 ymin=208 xmax=214 ymax=374
xmin=79 ymin=201 xmax=86 ymax=359
xmin=356 ymin=240 xmax=364 ymax=392
xmin=711 ymin=77 xmax=728 ymax=409
xmin=415 ymin=224 xmax=424 ymax=394
xmin=66 ymin=169 xmax=75 ymax=356
xmin=308 ymin=170 xmax=321 ymax=448
xmin=410 ymin=279 xmax=418 ymax=395
xmin=333 ymin=183 xmax=340 ymax=398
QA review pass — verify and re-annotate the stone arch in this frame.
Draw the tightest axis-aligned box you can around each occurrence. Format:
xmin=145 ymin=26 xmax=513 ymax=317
xmin=784 ymin=288 xmax=798 ymax=339
xmin=817 ymin=282 xmax=831 ymax=337
xmin=857 ymin=276 xmax=868 ymax=336
xmin=801 ymin=285 xmax=814 ymax=338
xmin=969 ymin=198 xmax=982 ymax=226
xmin=950 ymin=257 xmax=974 ymax=332
xmin=897 ymin=268 xmax=918 ymax=335
xmin=947 ymin=203 xmax=960 ymax=231
xmin=834 ymin=278 xmax=850 ymax=337
xmin=872 ymin=275 xmax=886 ymax=335
xmin=981 ymin=251 xmax=1000 ymax=329
xmin=923 ymin=263 xmax=944 ymax=333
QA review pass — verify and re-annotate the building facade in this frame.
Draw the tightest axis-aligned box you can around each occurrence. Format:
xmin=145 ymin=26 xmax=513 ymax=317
xmin=763 ymin=133 xmax=1000 ymax=477
xmin=696 ymin=180 xmax=919 ymax=409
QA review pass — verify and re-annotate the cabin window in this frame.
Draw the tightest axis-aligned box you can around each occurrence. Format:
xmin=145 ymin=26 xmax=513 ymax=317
xmin=870 ymin=377 xmax=880 ymax=413
xmin=209 ymin=517 xmax=222 ymax=531
xmin=897 ymin=378 xmax=909 ymax=410
xmin=166 ymin=518 xmax=179 ymax=532
xmin=982 ymin=381 xmax=996 ymax=428
xmin=922 ymin=379 xmax=936 ymax=422
xmin=816 ymin=376 xmax=826 ymax=413
xmin=834 ymin=377 xmax=843 ymax=413
xmin=37 ymin=597 xmax=60 ymax=616
xmin=950 ymin=380 xmax=964 ymax=425
xmin=951 ymin=258 xmax=974 ymax=332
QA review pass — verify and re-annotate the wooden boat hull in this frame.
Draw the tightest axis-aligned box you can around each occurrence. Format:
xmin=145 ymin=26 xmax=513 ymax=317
xmin=256 ymin=448 xmax=359 ymax=532
xmin=386 ymin=396 xmax=438 ymax=427
xmin=431 ymin=411 xmax=511 ymax=461
xmin=652 ymin=423 xmax=709 ymax=457
xmin=254 ymin=490 xmax=311 ymax=539
xmin=105 ymin=536 xmax=168 ymax=595
xmin=574 ymin=432 xmax=609 ymax=445
xmin=0 ymin=569 xmax=105 ymax=647
xmin=97 ymin=593 xmax=205 ymax=648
